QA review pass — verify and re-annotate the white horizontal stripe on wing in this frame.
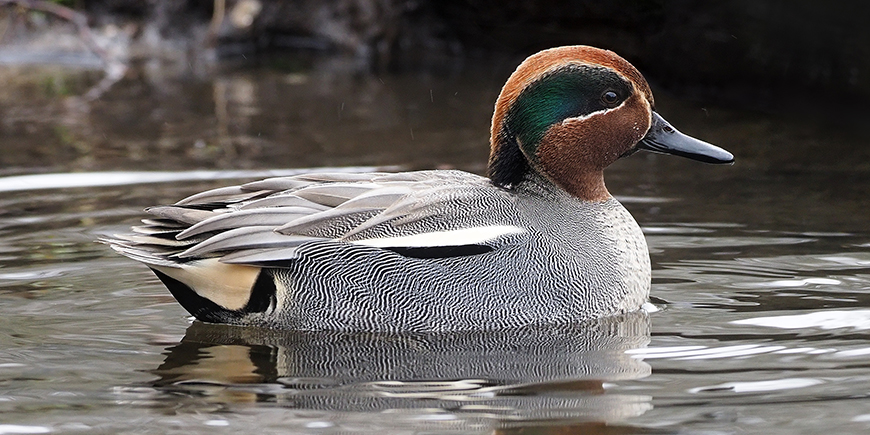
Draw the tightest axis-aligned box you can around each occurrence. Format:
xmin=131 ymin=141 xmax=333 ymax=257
xmin=351 ymin=225 xmax=526 ymax=248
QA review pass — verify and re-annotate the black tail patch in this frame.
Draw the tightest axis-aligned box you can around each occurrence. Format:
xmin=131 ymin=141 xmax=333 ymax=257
xmin=151 ymin=268 xmax=277 ymax=324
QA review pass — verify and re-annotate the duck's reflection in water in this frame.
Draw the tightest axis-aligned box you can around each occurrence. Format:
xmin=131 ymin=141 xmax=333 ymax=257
xmin=152 ymin=311 xmax=656 ymax=433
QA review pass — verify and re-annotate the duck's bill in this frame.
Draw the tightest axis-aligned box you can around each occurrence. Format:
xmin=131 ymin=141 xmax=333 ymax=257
xmin=638 ymin=112 xmax=734 ymax=164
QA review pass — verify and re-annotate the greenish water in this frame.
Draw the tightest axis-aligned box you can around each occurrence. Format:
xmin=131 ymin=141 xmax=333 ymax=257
xmin=1 ymin=54 xmax=870 ymax=434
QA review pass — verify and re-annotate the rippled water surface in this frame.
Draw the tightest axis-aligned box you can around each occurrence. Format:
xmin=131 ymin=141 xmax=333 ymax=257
xmin=2 ymin=54 xmax=870 ymax=434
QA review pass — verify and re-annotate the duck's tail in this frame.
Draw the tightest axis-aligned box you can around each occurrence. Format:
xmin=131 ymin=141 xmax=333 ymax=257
xmin=101 ymin=214 xmax=276 ymax=324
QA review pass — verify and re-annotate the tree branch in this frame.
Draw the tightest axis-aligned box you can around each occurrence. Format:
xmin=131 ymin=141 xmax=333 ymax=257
xmin=0 ymin=0 xmax=128 ymax=101
xmin=0 ymin=0 xmax=110 ymax=63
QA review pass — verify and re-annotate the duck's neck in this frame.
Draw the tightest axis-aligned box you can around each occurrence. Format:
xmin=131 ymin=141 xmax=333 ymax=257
xmin=488 ymin=126 xmax=611 ymax=202
xmin=512 ymin=170 xmax=611 ymax=203
xmin=550 ymin=169 xmax=610 ymax=202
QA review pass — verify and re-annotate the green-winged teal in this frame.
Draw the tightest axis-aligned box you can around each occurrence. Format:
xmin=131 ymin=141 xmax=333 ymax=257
xmin=107 ymin=45 xmax=733 ymax=331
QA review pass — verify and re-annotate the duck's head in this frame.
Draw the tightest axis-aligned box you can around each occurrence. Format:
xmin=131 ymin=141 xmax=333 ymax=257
xmin=488 ymin=45 xmax=734 ymax=201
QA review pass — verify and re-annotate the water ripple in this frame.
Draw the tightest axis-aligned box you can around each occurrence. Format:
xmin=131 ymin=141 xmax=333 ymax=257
xmin=0 ymin=167 xmax=389 ymax=192
xmin=688 ymin=378 xmax=824 ymax=394
xmin=732 ymin=310 xmax=870 ymax=331
xmin=627 ymin=344 xmax=795 ymax=360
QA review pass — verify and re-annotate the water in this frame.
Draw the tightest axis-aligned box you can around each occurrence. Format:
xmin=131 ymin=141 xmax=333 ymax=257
xmin=2 ymin=53 xmax=870 ymax=434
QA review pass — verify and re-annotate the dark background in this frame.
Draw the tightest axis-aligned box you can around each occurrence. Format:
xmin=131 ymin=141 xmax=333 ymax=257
xmin=2 ymin=0 xmax=868 ymax=178
xmin=76 ymin=0 xmax=870 ymax=115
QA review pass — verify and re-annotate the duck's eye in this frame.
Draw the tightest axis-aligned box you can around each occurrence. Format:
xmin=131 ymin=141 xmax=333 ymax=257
xmin=601 ymin=90 xmax=620 ymax=107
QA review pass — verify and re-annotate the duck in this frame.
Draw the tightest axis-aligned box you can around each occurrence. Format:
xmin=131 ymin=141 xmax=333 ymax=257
xmin=106 ymin=45 xmax=733 ymax=332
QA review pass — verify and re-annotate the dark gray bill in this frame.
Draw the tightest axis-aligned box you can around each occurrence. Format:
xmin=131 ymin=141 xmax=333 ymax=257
xmin=638 ymin=112 xmax=734 ymax=164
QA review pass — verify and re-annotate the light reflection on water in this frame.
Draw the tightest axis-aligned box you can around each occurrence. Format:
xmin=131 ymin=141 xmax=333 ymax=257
xmin=0 ymin=169 xmax=326 ymax=192
xmin=1 ymin=55 xmax=870 ymax=433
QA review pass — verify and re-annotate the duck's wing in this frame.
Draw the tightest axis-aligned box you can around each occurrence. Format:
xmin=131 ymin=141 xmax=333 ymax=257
xmin=105 ymin=170 xmax=525 ymax=269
